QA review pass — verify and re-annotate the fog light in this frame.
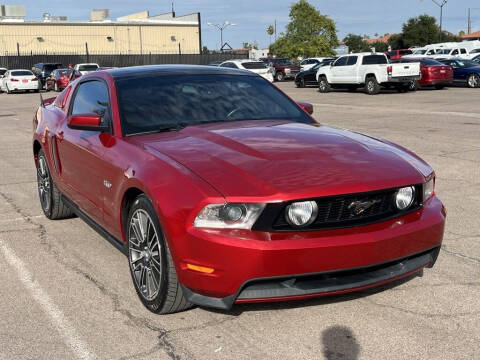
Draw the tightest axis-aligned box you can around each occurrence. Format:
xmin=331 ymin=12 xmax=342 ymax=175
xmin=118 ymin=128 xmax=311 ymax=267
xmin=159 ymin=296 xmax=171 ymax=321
xmin=286 ymin=201 xmax=318 ymax=227
xmin=395 ymin=186 xmax=415 ymax=210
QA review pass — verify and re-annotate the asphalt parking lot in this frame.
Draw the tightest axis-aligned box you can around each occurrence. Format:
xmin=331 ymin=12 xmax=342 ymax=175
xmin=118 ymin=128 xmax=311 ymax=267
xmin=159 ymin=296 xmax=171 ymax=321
xmin=0 ymin=83 xmax=479 ymax=360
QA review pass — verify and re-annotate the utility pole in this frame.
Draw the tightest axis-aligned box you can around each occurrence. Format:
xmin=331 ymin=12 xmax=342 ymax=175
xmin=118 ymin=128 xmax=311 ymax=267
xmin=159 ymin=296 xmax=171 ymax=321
xmin=430 ymin=0 xmax=448 ymax=42
xmin=274 ymin=19 xmax=277 ymax=41
xmin=468 ymin=8 xmax=480 ymax=34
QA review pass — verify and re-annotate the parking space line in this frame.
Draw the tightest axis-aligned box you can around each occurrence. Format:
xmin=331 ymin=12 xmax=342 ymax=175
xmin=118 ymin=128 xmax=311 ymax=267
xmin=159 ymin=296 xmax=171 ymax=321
xmin=312 ymin=103 xmax=480 ymax=119
xmin=0 ymin=239 xmax=95 ymax=360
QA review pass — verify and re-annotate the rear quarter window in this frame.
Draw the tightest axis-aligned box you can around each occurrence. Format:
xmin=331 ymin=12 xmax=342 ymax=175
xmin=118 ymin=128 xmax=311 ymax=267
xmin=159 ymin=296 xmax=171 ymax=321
xmin=362 ymin=55 xmax=388 ymax=65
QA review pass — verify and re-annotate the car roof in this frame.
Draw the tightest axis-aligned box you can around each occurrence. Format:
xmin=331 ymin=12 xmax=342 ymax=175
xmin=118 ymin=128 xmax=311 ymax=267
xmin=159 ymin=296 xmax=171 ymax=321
xmin=107 ymin=65 xmax=254 ymax=80
xmin=34 ymin=63 xmax=62 ymax=66
xmin=9 ymin=69 xmax=34 ymax=73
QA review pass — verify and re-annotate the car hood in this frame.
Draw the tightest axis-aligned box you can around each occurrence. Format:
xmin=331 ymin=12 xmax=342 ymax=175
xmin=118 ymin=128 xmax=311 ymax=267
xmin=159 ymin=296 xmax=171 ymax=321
xmin=133 ymin=121 xmax=432 ymax=199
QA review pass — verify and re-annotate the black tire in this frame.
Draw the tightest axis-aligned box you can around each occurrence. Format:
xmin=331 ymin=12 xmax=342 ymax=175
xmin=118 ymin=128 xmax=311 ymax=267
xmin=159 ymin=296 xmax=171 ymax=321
xmin=408 ymin=81 xmax=419 ymax=91
xmin=434 ymin=84 xmax=445 ymax=90
xmin=127 ymin=195 xmax=192 ymax=314
xmin=297 ymin=77 xmax=305 ymax=88
xmin=318 ymin=76 xmax=331 ymax=93
xmin=36 ymin=149 xmax=74 ymax=220
xmin=275 ymin=72 xmax=285 ymax=82
xmin=365 ymin=76 xmax=380 ymax=95
xmin=467 ymin=73 xmax=480 ymax=88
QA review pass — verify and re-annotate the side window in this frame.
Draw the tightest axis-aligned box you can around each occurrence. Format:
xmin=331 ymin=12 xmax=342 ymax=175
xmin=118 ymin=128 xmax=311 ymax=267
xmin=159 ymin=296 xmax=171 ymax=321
xmin=220 ymin=62 xmax=231 ymax=68
xmin=452 ymin=49 xmax=459 ymax=55
xmin=460 ymin=49 xmax=467 ymax=54
xmin=332 ymin=57 xmax=348 ymax=67
xmin=300 ymin=60 xmax=308 ymax=65
xmin=346 ymin=56 xmax=358 ymax=65
xmin=362 ymin=55 xmax=387 ymax=65
xmin=230 ymin=63 xmax=239 ymax=69
xmin=71 ymin=80 xmax=111 ymax=126
xmin=426 ymin=50 xmax=435 ymax=55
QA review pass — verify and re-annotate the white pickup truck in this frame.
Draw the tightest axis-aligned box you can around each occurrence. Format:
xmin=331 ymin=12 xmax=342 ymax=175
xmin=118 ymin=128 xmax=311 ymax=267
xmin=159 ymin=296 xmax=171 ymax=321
xmin=316 ymin=53 xmax=421 ymax=95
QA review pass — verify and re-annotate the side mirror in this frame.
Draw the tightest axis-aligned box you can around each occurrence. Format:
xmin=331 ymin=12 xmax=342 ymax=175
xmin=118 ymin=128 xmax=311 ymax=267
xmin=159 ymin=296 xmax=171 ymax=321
xmin=67 ymin=114 xmax=108 ymax=132
xmin=297 ymin=102 xmax=314 ymax=115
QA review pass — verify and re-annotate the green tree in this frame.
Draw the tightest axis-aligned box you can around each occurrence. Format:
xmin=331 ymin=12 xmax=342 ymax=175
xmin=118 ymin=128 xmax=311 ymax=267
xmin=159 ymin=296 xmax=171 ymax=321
xmin=369 ymin=41 xmax=388 ymax=52
xmin=401 ymin=14 xmax=440 ymax=47
xmin=387 ymin=34 xmax=405 ymax=50
xmin=342 ymin=33 xmax=370 ymax=53
xmin=269 ymin=0 xmax=338 ymax=58
xmin=267 ymin=25 xmax=275 ymax=45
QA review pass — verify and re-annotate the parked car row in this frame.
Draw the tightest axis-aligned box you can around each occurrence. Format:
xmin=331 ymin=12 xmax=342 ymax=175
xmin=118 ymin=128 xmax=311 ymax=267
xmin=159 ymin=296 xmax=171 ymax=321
xmin=0 ymin=62 xmax=101 ymax=93
xmin=293 ymin=51 xmax=480 ymax=95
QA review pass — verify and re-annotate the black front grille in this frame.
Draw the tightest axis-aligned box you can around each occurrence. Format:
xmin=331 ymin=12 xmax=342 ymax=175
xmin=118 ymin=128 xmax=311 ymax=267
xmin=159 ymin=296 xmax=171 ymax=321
xmin=252 ymin=185 xmax=423 ymax=232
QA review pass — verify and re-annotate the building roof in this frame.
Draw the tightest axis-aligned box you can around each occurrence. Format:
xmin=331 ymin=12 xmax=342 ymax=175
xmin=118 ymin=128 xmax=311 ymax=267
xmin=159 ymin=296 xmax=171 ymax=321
xmin=366 ymin=34 xmax=394 ymax=44
xmin=461 ymin=31 xmax=480 ymax=39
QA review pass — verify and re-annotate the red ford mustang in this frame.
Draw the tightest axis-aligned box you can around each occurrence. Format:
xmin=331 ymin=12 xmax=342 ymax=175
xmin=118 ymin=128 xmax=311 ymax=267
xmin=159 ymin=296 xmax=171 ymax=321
xmin=33 ymin=65 xmax=445 ymax=314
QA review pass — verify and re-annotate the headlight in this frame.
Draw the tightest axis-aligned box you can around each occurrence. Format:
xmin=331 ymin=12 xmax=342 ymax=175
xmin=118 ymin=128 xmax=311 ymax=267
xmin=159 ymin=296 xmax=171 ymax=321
xmin=395 ymin=186 xmax=415 ymax=210
xmin=194 ymin=203 xmax=265 ymax=229
xmin=285 ymin=201 xmax=318 ymax=227
xmin=423 ymin=177 xmax=435 ymax=202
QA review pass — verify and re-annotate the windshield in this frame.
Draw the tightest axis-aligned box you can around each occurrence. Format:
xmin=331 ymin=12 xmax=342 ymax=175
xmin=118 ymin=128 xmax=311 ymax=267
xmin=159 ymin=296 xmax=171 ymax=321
xmin=57 ymin=69 xmax=72 ymax=76
xmin=11 ymin=70 xmax=33 ymax=76
xmin=116 ymin=74 xmax=313 ymax=136
xmin=78 ymin=64 xmax=99 ymax=71
xmin=413 ymin=49 xmax=427 ymax=55
xmin=275 ymin=59 xmax=293 ymax=65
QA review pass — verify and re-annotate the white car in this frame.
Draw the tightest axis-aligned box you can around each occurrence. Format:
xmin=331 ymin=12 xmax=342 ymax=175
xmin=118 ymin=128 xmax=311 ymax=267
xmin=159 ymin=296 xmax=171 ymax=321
xmin=74 ymin=63 xmax=99 ymax=75
xmin=431 ymin=47 xmax=470 ymax=59
xmin=316 ymin=52 xmax=421 ymax=95
xmin=299 ymin=57 xmax=326 ymax=72
xmin=0 ymin=69 xmax=39 ymax=93
xmin=219 ymin=59 xmax=274 ymax=82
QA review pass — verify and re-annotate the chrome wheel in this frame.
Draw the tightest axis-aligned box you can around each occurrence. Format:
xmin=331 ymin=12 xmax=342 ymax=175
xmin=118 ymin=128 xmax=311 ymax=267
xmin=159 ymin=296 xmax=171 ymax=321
xmin=319 ymin=80 xmax=326 ymax=91
xmin=367 ymin=80 xmax=375 ymax=93
xmin=467 ymin=74 xmax=479 ymax=88
xmin=37 ymin=156 xmax=51 ymax=213
xmin=129 ymin=209 xmax=162 ymax=301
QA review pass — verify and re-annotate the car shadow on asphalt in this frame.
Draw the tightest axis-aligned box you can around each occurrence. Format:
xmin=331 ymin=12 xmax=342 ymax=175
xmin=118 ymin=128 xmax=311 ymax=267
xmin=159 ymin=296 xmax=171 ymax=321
xmin=204 ymin=271 xmax=422 ymax=316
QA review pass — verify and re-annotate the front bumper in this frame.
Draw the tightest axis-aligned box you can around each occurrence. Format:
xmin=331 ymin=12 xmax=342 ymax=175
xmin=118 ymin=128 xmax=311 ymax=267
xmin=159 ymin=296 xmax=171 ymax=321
xmin=181 ymin=246 xmax=440 ymax=309
xmin=174 ymin=196 xmax=445 ymax=310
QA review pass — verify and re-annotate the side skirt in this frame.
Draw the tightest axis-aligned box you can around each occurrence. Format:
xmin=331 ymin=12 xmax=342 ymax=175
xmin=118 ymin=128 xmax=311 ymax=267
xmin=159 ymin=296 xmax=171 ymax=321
xmin=61 ymin=195 xmax=128 ymax=256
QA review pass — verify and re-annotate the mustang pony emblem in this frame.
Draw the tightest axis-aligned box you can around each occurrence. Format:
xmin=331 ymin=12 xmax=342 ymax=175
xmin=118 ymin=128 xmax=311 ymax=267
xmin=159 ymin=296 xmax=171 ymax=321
xmin=348 ymin=199 xmax=381 ymax=215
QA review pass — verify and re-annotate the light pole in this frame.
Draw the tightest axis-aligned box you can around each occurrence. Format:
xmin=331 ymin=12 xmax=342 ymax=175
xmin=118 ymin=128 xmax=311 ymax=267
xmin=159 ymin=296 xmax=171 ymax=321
xmin=468 ymin=8 xmax=480 ymax=34
xmin=207 ymin=21 xmax=237 ymax=51
xmin=430 ymin=0 xmax=448 ymax=41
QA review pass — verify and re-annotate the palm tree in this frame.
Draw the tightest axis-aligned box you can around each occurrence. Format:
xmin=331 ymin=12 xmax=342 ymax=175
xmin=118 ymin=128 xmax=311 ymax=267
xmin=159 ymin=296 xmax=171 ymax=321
xmin=267 ymin=25 xmax=275 ymax=45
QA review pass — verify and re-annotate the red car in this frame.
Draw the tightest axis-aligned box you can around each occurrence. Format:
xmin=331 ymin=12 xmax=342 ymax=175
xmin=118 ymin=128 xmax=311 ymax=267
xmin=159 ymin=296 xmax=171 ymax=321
xmin=260 ymin=57 xmax=301 ymax=81
xmin=33 ymin=66 xmax=445 ymax=314
xmin=385 ymin=49 xmax=413 ymax=60
xmin=401 ymin=58 xmax=453 ymax=90
xmin=46 ymin=69 xmax=72 ymax=92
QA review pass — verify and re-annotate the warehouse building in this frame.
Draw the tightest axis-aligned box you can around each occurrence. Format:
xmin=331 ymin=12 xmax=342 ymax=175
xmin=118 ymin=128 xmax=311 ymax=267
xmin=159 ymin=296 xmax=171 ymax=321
xmin=0 ymin=5 xmax=201 ymax=55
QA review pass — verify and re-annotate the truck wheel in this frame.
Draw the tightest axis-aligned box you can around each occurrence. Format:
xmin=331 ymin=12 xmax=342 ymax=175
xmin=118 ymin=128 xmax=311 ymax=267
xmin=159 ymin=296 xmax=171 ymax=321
xmin=297 ymin=77 xmax=305 ymax=88
xmin=318 ymin=77 xmax=331 ymax=93
xmin=408 ymin=81 xmax=419 ymax=91
xmin=365 ymin=77 xmax=380 ymax=95
xmin=275 ymin=72 xmax=285 ymax=82
xmin=467 ymin=74 xmax=479 ymax=88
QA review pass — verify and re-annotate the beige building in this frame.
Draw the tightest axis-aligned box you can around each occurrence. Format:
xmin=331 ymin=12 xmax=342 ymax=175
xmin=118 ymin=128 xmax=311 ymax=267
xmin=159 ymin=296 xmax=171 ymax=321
xmin=0 ymin=9 xmax=201 ymax=55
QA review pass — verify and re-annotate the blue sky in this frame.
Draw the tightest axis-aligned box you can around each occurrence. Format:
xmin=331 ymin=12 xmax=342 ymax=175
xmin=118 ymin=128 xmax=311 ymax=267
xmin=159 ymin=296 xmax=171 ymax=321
xmin=17 ymin=0 xmax=480 ymax=49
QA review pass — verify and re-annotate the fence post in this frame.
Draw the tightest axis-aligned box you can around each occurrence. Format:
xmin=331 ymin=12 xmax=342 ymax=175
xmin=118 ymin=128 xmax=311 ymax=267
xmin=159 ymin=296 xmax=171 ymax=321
xmin=16 ymin=43 xmax=20 ymax=56
xmin=178 ymin=43 xmax=181 ymax=55
xmin=85 ymin=42 xmax=89 ymax=63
